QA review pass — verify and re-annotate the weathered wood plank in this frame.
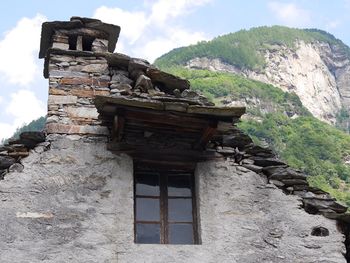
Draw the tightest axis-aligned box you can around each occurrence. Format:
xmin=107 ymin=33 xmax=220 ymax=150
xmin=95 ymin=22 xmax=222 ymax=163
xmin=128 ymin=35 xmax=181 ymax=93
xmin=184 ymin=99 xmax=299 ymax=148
xmin=135 ymin=160 xmax=196 ymax=171
xmin=107 ymin=142 xmax=223 ymax=162
xmin=111 ymin=115 xmax=125 ymax=142
xmin=193 ymin=123 xmax=218 ymax=150
xmin=123 ymin=108 xmax=213 ymax=130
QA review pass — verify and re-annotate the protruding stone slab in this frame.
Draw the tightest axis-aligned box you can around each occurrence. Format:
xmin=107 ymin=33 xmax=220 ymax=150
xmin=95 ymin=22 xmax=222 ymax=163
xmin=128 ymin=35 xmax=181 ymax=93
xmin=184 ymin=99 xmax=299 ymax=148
xmin=0 ymin=156 xmax=16 ymax=169
xmin=58 ymin=77 xmax=109 ymax=87
xmin=19 ymin=131 xmax=46 ymax=149
xmin=49 ymin=70 xmax=89 ymax=78
xmin=187 ymin=105 xmax=246 ymax=118
xmin=245 ymin=145 xmax=275 ymax=158
xmin=105 ymin=52 xmax=131 ymax=68
xmin=262 ymin=165 xmax=289 ymax=176
xmin=146 ymin=68 xmax=190 ymax=92
xmin=65 ymin=106 xmax=99 ymax=119
xmin=269 ymin=169 xmax=307 ymax=180
xmin=95 ymin=95 xmax=165 ymax=111
xmin=128 ymin=58 xmax=152 ymax=74
xmin=46 ymin=123 xmax=108 ymax=135
xmin=49 ymin=88 xmax=110 ymax=98
xmin=135 ymin=74 xmax=153 ymax=92
xmin=220 ymin=131 xmax=253 ymax=150
xmin=48 ymin=95 xmax=77 ymax=105
xmin=303 ymin=198 xmax=348 ymax=214
xmin=252 ymin=158 xmax=286 ymax=167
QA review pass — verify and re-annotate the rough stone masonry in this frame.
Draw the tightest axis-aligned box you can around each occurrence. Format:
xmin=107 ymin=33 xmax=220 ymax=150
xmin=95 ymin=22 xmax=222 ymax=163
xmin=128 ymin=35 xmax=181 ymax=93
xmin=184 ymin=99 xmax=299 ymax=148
xmin=0 ymin=16 xmax=349 ymax=263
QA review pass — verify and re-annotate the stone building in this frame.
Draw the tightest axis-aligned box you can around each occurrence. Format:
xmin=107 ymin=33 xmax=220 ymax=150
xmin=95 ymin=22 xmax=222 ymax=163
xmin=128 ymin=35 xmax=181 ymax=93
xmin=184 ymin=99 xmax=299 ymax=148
xmin=0 ymin=17 xmax=350 ymax=262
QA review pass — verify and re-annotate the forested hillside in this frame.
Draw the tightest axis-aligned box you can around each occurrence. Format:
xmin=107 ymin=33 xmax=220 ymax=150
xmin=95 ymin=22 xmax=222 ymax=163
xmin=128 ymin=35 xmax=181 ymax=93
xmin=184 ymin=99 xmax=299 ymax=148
xmin=155 ymin=26 xmax=350 ymax=126
xmin=160 ymin=67 xmax=350 ymax=206
xmin=155 ymin=26 xmax=350 ymax=71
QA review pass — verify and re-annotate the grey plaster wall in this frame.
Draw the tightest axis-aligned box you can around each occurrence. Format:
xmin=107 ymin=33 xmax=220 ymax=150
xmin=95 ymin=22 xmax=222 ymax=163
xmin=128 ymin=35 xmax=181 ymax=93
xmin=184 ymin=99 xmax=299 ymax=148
xmin=0 ymin=136 xmax=346 ymax=263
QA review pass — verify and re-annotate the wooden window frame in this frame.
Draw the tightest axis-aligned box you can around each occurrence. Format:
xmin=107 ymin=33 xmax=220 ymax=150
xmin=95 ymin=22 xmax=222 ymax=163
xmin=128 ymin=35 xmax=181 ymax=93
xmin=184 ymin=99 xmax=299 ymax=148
xmin=134 ymin=169 xmax=199 ymax=244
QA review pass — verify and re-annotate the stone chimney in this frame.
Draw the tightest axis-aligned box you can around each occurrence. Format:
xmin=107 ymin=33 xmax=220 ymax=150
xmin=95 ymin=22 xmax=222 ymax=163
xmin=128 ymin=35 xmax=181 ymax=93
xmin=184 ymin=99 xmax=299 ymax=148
xmin=39 ymin=17 xmax=121 ymax=136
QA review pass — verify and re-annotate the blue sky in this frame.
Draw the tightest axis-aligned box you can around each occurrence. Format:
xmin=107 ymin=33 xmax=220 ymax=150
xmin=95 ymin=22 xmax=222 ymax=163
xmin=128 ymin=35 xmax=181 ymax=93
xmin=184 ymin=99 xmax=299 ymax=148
xmin=0 ymin=0 xmax=349 ymax=140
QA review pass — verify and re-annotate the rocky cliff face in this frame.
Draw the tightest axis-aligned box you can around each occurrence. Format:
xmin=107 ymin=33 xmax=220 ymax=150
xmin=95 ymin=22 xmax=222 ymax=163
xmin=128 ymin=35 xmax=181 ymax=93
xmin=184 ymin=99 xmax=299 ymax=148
xmin=186 ymin=41 xmax=350 ymax=124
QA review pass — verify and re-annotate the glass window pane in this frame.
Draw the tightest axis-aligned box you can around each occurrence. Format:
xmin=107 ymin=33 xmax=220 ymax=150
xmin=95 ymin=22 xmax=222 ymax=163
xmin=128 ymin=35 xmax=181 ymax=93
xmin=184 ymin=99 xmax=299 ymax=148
xmin=169 ymin=223 xmax=193 ymax=244
xmin=136 ymin=223 xmax=160 ymax=244
xmin=168 ymin=198 xmax=193 ymax=222
xmin=168 ymin=175 xmax=192 ymax=197
xmin=136 ymin=198 xmax=160 ymax=221
xmin=136 ymin=174 xmax=159 ymax=196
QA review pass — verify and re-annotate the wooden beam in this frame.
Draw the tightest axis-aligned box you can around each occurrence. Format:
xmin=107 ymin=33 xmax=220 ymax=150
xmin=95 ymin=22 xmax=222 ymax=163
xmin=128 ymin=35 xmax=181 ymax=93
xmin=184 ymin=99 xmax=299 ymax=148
xmin=123 ymin=109 xmax=213 ymax=130
xmin=135 ymin=159 xmax=196 ymax=171
xmin=107 ymin=142 xmax=223 ymax=162
xmin=193 ymin=123 xmax=218 ymax=150
xmin=111 ymin=115 xmax=125 ymax=142
xmin=125 ymin=120 xmax=202 ymax=135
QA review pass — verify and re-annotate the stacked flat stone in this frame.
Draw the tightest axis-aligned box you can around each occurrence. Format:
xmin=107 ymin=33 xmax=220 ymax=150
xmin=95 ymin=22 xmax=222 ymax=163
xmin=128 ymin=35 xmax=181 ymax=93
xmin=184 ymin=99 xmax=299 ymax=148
xmin=45 ymin=50 xmax=214 ymax=137
xmin=41 ymin=17 xmax=215 ymax=137
xmin=209 ymin=125 xmax=349 ymax=219
xmin=0 ymin=131 xmax=47 ymax=179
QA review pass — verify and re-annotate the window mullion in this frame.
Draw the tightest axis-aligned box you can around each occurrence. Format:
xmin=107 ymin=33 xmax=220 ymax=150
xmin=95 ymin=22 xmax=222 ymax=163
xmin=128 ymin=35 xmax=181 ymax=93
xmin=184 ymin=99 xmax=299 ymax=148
xmin=160 ymin=173 xmax=168 ymax=244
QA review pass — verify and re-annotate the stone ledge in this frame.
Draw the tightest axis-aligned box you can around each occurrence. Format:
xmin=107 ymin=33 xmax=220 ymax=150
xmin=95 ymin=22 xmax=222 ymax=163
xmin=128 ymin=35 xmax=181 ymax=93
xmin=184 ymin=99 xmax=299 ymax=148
xmin=46 ymin=123 xmax=108 ymax=135
xmin=48 ymin=95 xmax=77 ymax=105
xmin=49 ymin=88 xmax=110 ymax=98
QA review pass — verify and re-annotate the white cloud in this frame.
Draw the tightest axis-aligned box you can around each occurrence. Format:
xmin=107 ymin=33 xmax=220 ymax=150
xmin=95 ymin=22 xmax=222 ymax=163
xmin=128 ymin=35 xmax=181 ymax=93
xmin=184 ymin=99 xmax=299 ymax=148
xmin=0 ymin=14 xmax=47 ymax=86
xmin=268 ymin=1 xmax=311 ymax=27
xmin=0 ymin=90 xmax=46 ymax=141
xmin=326 ymin=20 xmax=341 ymax=30
xmin=93 ymin=0 xmax=211 ymax=62
xmin=0 ymin=96 xmax=3 ymax=105
xmin=138 ymin=28 xmax=207 ymax=62
xmin=0 ymin=123 xmax=16 ymax=142
xmin=149 ymin=0 xmax=212 ymax=24
xmin=94 ymin=6 xmax=147 ymax=45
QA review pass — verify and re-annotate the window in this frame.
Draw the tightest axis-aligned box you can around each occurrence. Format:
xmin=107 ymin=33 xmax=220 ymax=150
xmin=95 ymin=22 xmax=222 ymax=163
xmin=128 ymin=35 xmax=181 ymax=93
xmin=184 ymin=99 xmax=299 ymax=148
xmin=134 ymin=169 xmax=199 ymax=244
xmin=82 ymin=36 xmax=94 ymax=51
xmin=68 ymin=35 xmax=94 ymax=51
xmin=68 ymin=35 xmax=77 ymax=50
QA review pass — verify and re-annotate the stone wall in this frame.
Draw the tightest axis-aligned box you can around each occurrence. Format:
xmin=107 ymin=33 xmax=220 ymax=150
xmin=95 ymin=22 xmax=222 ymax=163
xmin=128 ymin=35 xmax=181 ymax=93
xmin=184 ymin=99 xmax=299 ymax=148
xmin=46 ymin=53 xmax=111 ymax=136
xmin=0 ymin=136 xmax=345 ymax=262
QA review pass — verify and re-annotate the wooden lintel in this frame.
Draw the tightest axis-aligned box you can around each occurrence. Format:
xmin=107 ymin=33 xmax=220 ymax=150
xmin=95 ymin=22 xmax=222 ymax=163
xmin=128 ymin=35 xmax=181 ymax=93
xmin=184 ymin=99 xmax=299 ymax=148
xmin=107 ymin=142 xmax=223 ymax=162
xmin=193 ymin=123 xmax=218 ymax=150
xmin=135 ymin=159 xmax=197 ymax=171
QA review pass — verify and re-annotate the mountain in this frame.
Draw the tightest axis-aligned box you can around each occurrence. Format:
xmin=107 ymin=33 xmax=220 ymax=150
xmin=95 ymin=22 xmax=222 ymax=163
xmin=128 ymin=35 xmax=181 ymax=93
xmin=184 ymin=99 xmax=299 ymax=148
xmin=154 ymin=27 xmax=350 ymax=206
xmin=155 ymin=26 xmax=350 ymax=127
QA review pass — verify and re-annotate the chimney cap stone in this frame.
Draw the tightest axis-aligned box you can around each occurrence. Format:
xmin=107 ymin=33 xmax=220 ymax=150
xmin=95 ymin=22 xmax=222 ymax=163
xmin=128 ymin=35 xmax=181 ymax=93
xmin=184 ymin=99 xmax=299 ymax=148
xmin=39 ymin=16 xmax=121 ymax=58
